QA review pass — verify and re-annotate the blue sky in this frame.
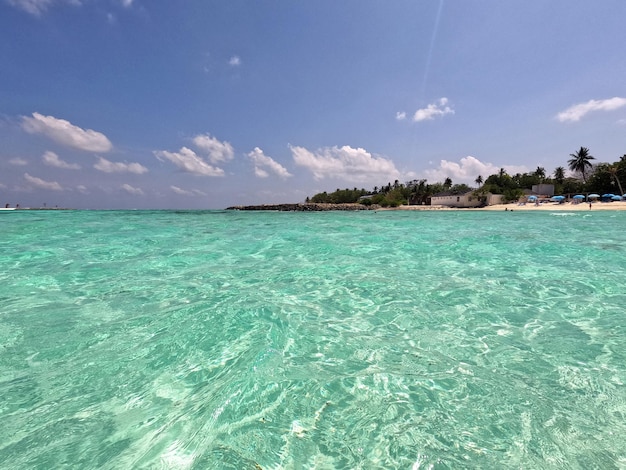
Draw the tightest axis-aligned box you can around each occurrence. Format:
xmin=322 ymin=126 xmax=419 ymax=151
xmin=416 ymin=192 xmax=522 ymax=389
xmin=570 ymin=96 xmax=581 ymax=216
xmin=1 ymin=0 xmax=625 ymax=209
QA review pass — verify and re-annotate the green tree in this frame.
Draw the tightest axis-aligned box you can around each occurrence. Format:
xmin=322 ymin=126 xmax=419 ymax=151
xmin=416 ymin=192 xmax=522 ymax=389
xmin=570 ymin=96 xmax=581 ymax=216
xmin=475 ymin=175 xmax=483 ymax=186
xmin=553 ymin=166 xmax=565 ymax=185
xmin=586 ymin=163 xmax=614 ymax=194
xmin=534 ymin=166 xmax=546 ymax=181
xmin=449 ymin=184 xmax=472 ymax=194
xmin=443 ymin=177 xmax=452 ymax=189
xmin=608 ymin=164 xmax=624 ymax=195
xmin=568 ymin=147 xmax=595 ymax=183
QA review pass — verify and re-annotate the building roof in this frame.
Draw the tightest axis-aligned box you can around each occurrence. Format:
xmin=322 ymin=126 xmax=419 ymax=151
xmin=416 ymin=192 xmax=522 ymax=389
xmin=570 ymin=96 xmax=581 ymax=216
xmin=432 ymin=189 xmax=475 ymax=197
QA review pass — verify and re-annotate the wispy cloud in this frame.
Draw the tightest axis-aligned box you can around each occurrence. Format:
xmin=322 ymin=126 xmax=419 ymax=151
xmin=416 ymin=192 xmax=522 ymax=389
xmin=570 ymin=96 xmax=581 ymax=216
xmin=42 ymin=151 xmax=80 ymax=170
xmin=248 ymin=147 xmax=292 ymax=179
xmin=192 ymin=134 xmax=234 ymax=164
xmin=412 ymin=97 xmax=455 ymax=122
xmin=170 ymin=185 xmax=207 ymax=196
xmin=291 ymin=144 xmax=400 ymax=184
xmin=395 ymin=111 xmax=406 ymax=121
xmin=423 ymin=156 xmax=528 ymax=185
xmin=22 ymin=112 xmax=112 ymax=152
xmin=24 ymin=173 xmax=63 ymax=191
xmin=9 ymin=157 xmax=28 ymax=166
xmin=94 ymin=156 xmax=148 ymax=174
xmin=556 ymin=97 xmax=626 ymax=122
xmin=154 ymin=147 xmax=224 ymax=177
xmin=228 ymin=56 xmax=241 ymax=66
xmin=6 ymin=0 xmax=80 ymax=16
xmin=121 ymin=183 xmax=143 ymax=195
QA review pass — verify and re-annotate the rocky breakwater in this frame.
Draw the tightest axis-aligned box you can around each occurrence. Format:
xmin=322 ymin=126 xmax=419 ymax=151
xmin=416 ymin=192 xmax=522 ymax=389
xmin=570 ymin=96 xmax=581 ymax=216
xmin=226 ymin=203 xmax=376 ymax=211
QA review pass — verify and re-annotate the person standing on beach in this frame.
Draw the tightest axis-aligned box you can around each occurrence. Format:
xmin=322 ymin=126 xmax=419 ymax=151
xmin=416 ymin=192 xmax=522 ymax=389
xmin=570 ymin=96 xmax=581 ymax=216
xmin=589 ymin=202 xmax=592 ymax=210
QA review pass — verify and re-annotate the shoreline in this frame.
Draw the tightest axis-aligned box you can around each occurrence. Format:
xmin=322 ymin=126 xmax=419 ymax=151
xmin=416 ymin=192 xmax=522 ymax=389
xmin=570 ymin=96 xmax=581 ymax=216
xmin=403 ymin=201 xmax=626 ymax=211
xmin=227 ymin=201 xmax=626 ymax=212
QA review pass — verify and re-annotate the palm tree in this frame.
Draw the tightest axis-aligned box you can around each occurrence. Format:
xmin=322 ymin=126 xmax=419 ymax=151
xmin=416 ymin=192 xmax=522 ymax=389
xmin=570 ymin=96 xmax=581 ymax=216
xmin=444 ymin=177 xmax=452 ymax=189
xmin=553 ymin=166 xmax=565 ymax=184
xmin=568 ymin=147 xmax=595 ymax=183
xmin=534 ymin=166 xmax=546 ymax=181
xmin=607 ymin=164 xmax=624 ymax=195
xmin=475 ymin=175 xmax=483 ymax=187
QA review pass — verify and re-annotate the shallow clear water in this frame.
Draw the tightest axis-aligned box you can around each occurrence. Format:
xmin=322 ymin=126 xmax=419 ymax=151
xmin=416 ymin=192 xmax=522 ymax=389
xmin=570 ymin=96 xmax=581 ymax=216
xmin=1 ymin=209 xmax=626 ymax=469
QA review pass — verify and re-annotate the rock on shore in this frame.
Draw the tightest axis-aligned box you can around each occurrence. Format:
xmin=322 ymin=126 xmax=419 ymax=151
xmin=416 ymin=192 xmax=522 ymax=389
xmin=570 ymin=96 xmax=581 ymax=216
xmin=226 ymin=203 xmax=376 ymax=211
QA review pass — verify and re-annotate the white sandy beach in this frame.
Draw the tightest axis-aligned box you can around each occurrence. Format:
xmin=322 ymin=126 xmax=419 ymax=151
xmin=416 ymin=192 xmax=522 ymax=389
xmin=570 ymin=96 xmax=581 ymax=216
xmin=395 ymin=201 xmax=626 ymax=211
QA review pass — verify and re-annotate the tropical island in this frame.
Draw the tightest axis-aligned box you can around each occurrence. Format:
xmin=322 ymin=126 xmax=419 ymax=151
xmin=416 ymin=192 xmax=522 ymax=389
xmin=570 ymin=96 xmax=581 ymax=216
xmin=228 ymin=147 xmax=626 ymax=211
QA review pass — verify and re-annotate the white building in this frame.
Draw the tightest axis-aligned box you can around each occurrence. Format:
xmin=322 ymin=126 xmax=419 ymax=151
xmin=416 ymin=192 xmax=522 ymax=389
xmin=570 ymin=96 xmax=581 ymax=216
xmin=531 ymin=184 xmax=555 ymax=196
xmin=430 ymin=190 xmax=503 ymax=208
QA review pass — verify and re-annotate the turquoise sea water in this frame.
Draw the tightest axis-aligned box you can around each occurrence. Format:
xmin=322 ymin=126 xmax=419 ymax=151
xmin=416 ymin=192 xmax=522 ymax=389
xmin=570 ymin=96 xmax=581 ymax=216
xmin=1 ymin=209 xmax=626 ymax=469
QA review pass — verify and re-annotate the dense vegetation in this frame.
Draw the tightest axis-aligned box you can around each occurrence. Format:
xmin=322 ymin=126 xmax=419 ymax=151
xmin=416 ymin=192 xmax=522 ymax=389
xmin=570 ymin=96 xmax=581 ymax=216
xmin=306 ymin=150 xmax=626 ymax=206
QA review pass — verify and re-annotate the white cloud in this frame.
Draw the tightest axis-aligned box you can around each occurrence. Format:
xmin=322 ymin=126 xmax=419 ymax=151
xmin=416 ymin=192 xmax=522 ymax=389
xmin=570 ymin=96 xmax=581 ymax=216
xmin=170 ymin=185 xmax=207 ymax=196
xmin=24 ymin=173 xmax=63 ymax=191
xmin=22 ymin=112 xmax=112 ymax=152
xmin=423 ymin=156 xmax=528 ymax=185
xmin=120 ymin=0 xmax=133 ymax=7
xmin=248 ymin=147 xmax=292 ymax=179
xmin=6 ymin=0 xmax=80 ymax=16
xmin=413 ymin=97 xmax=455 ymax=122
xmin=9 ymin=157 xmax=28 ymax=166
xmin=254 ymin=167 xmax=269 ymax=178
xmin=229 ymin=56 xmax=241 ymax=66
xmin=42 ymin=151 xmax=80 ymax=170
xmin=154 ymin=147 xmax=224 ymax=177
xmin=121 ymin=183 xmax=143 ymax=195
xmin=556 ymin=97 xmax=626 ymax=122
xmin=192 ymin=134 xmax=234 ymax=163
xmin=77 ymin=185 xmax=89 ymax=194
xmin=291 ymin=144 xmax=401 ymax=184
xmin=94 ymin=156 xmax=148 ymax=174
xmin=171 ymin=185 xmax=191 ymax=195
xmin=396 ymin=111 xmax=406 ymax=121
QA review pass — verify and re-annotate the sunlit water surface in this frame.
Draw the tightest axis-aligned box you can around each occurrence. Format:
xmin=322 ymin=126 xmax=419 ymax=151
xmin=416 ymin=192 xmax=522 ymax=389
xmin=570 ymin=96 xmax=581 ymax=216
xmin=1 ymin=209 xmax=626 ymax=469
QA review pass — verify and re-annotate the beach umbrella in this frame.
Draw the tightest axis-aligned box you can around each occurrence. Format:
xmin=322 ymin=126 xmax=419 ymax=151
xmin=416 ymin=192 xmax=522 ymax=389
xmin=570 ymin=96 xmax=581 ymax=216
xmin=550 ymin=195 xmax=565 ymax=201
xmin=611 ymin=195 xmax=622 ymax=201
xmin=527 ymin=195 xmax=537 ymax=201
xmin=623 ymin=194 xmax=626 ymax=198
xmin=602 ymin=193 xmax=614 ymax=198
xmin=588 ymin=194 xmax=600 ymax=198
xmin=573 ymin=195 xmax=585 ymax=199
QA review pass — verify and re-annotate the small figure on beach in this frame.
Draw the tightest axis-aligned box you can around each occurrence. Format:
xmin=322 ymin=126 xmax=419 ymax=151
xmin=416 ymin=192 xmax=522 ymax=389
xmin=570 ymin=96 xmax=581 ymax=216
xmin=589 ymin=202 xmax=592 ymax=210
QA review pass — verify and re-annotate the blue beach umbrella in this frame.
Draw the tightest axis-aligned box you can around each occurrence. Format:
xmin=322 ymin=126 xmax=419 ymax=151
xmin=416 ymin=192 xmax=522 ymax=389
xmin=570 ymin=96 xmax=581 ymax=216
xmin=550 ymin=195 xmax=565 ymax=202
xmin=573 ymin=195 xmax=585 ymax=199
xmin=527 ymin=195 xmax=537 ymax=201
xmin=611 ymin=195 xmax=622 ymax=201
xmin=602 ymin=193 xmax=614 ymax=198
xmin=588 ymin=194 xmax=600 ymax=198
